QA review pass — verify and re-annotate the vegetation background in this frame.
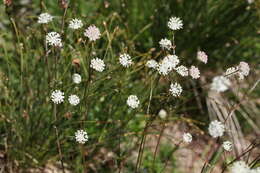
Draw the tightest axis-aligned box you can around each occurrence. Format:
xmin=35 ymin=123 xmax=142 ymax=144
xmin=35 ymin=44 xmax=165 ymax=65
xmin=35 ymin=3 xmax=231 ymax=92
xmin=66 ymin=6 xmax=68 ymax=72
xmin=0 ymin=0 xmax=259 ymax=172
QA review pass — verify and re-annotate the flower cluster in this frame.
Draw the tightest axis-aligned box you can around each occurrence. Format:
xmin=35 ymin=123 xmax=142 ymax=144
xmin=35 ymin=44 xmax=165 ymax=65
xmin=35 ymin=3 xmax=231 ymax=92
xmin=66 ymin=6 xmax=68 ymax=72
xmin=68 ymin=95 xmax=80 ymax=106
xmin=51 ymin=90 xmax=80 ymax=106
xmin=225 ymin=61 xmax=250 ymax=80
xmin=157 ymin=55 xmax=179 ymax=75
xmin=90 ymin=58 xmax=105 ymax=72
xmin=208 ymin=120 xmax=225 ymax=138
xmin=146 ymin=60 xmax=158 ymax=69
xmin=182 ymin=133 xmax=192 ymax=143
xmin=230 ymin=161 xmax=260 ymax=173
xmin=211 ymin=76 xmax=231 ymax=92
xmin=72 ymin=73 xmax=82 ymax=84
xmin=84 ymin=25 xmax=101 ymax=41
xmin=167 ymin=17 xmax=183 ymax=30
xmin=119 ymin=53 xmax=133 ymax=67
xmin=197 ymin=51 xmax=208 ymax=64
xmin=38 ymin=13 xmax=53 ymax=24
xmin=69 ymin=18 xmax=83 ymax=30
xmin=46 ymin=32 xmax=62 ymax=47
xmin=222 ymin=141 xmax=232 ymax=151
xmin=126 ymin=95 xmax=140 ymax=109
xmin=169 ymin=82 xmax=182 ymax=97
xmin=159 ymin=38 xmax=172 ymax=50
xmin=75 ymin=130 xmax=88 ymax=144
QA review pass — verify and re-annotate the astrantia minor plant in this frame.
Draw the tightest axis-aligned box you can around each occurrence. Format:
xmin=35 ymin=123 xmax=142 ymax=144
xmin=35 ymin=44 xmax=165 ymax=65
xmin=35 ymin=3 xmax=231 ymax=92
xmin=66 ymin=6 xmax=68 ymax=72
xmin=1 ymin=1 xmax=259 ymax=173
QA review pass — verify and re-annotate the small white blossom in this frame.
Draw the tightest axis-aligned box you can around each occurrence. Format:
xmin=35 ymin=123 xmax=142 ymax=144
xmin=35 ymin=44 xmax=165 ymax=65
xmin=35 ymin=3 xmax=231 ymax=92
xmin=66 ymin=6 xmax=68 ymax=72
xmin=119 ymin=53 xmax=132 ymax=67
xmin=51 ymin=90 xmax=64 ymax=104
xmin=75 ymin=130 xmax=88 ymax=144
xmin=167 ymin=17 xmax=183 ymax=30
xmin=90 ymin=58 xmax=105 ymax=72
xmin=158 ymin=109 xmax=167 ymax=119
xmin=72 ymin=73 xmax=82 ymax=84
xmin=46 ymin=32 xmax=62 ymax=47
xmin=127 ymin=95 xmax=139 ymax=109
xmin=159 ymin=38 xmax=172 ymax=50
xmin=225 ymin=67 xmax=238 ymax=77
xmin=157 ymin=55 xmax=180 ymax=75
xmin=146 ymin=60 xmax=158 ymax=69
xmin=183 ymin=133 xmax=192 ymax=143
xmin=69 ymin=18 xmax=83 ymax=30
xmin=169 ymin=82 xmax=182 ymax=97
xmin=222 ymin=141 xmax=233 ymax=151
xmin=230 ymin=161 xmax=250 ymax=173
xmin=68 ymin=95 xmax=80 ymax=106
xmin=84 ymin=25 xmax=101 ymax=41
xmin=211 ymin=76 xmax=231 ymax=92
xmin=197 ymin=51 xmax=208 ymax=64
xmin=238 ymin=61 xmax=250 ymax=80
xmin=208 ymin=120 xmax=225 ymax=138
xmin=176 ymin=65 xmax=189 ymax=76
xmin=38 ymin=13 xmax=53 ymax=24
xmin=189 ymin=66 xmax=200 ymax=79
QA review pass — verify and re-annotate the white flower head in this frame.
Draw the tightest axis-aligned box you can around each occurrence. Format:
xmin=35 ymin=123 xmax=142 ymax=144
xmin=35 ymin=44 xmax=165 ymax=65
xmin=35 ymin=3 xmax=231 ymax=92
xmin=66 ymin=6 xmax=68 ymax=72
xmin=170 ymin=82 xmax=182 ymax=97
xmin=225 ymin=67 xmax=238 ymax=77
xmin=183 ymin=133 xmax=192 ymax=143
xmin=127 ymin=95 xmax=140 ymax=109
xmin=208 ymin=120 xmax=225 ymax=138
xmin=222 ymin=141 xmax=233 ymax=151
xmin=230 ymin=161 xmax=250 ymax=173
xmin=38 ymin=13 xmax=53 ymax=24
xmin=72 ymin=73 xmax=82 ymax=84
xmin=197 ymin=51 xmax=208 ymax=64
xmin=158 ymin=109 xmax=167 ymax=119
xmin=146 ymin=60 xmax=158 ymax=69
xmin=90 ymin=58 xmax=105 ymax=72
xmin=167 ymin=17 xmax=183 ymax=30
xmin=176 ymin=65 xmax=189 ymax=76
xmin=119 ymin=53 xmax=133 ymax=67
xmin=84 ymin=25 xmax=101 ymax=41
xmin=238 ymin=61 xmax=250 ymax=80
xmin=46 ymin=32 xmax=62 ymax=47
xmin=159 ymin=38 xmax=172 ymax=50
xmin=75 ymin=130 xmax=88 ymax=144
xmin=211 ymin=76 xmax=231 ymax=92
xmin=68 ymin=95 xmax=80 ymax=106
xmin=189 ymin=66 xmax=200 ymax=79
xmin=51 ymin=90 xmax=64 ymax=104
xmin=69 ymin=18 xmax=83 ymax=30
xmin=158 ymin=55 xmax=180 ymax=75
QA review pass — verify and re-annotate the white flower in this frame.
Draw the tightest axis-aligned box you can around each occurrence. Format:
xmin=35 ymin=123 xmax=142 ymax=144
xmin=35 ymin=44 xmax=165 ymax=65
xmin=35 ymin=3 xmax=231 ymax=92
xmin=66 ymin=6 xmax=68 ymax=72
xmin=222 ymin=141 xmax=232 ymax=151
xmin=189 ymin=66 xmax=200 ymax=79
xmin=230 ymin=161 xmax=250 ymax=173
xmin=127 ymin=95 xmax=140 ymax=109
xmin=158 ymin=109 xmax=167 ymax=119
xmin=46 ymin=32 xmax=62 ymax=47
xmin=72 ymin=73 xmax=82 ymax=84
xmin=159 ymin=38 xmax=172 ymax=50
xmin=169 ymin=82 xmax=182 ymax=97
xmin=157 ymin=55 xmax=180 ymax=75
xmin=197 ymin=51 xmax=208 ymax=64
xmin=208 ymin=120 xmax=225 ymax=138
xmin=84 ymin=25 xmax=101 ymax=41
xmin=183 ymin=133 xmax=192 ymax=143
xmin=38 ymin=13 xmax=53 ymax=24
xmin=176 ymin=65 xmax=189 ymax=76
xmin=68 ymin=95 xmax=80 ymax=106
xmin=90 ymin=58 xmax=105 ymax=72
xmin=51 ymin=90 xmax=64 ymax=104
xmin=146 ymin=60 xmax=158 ymax=69
xmin=238 ymin=61 xmax=250 ymax=80
xmin=119 ymin=53 xmax=133 ymax=67
xmin=225 ymin=67 xmax=238 ymax=77
xmin=167 ymin=17 xmax=183 ymax=30
xmin=75 ymin=130 xmax=88 ymax=144
xmin=69 ymin=18 xmax=83 ymax=30
xmin=210 ymin=76 xmax=231 ymax=92
xmin=247 ymin=0 xmax=254 ymax=4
